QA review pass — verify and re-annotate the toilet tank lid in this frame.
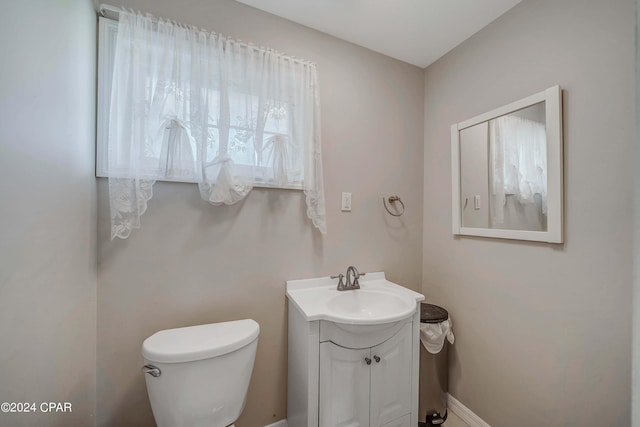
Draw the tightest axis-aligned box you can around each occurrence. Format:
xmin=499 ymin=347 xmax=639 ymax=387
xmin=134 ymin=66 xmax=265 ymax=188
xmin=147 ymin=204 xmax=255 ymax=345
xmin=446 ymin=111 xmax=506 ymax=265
xmin=142 ymin=319 xmax=260 ymax=363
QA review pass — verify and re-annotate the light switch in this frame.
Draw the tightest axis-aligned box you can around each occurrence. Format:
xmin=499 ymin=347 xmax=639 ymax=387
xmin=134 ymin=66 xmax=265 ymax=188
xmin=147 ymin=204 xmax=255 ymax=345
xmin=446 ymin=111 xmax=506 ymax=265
xmin=341 ymin=192 xmax=352 ymax=212
xmin=474 ymin=195 xmax=481 ymax=210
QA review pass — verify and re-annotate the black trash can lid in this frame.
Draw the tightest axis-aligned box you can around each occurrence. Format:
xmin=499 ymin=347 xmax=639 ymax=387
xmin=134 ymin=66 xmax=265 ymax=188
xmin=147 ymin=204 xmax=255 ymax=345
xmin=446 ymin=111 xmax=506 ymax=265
xmin=420 ymin=303 xmax=449 ymax=323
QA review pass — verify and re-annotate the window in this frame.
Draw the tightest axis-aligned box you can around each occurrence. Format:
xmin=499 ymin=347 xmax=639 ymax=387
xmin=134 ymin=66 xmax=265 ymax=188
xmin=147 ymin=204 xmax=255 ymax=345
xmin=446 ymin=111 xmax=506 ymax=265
xmin=98 ymin=18 xmax=303 ymax=189
xmin=97 ymin=12 xmax=326 ymax=238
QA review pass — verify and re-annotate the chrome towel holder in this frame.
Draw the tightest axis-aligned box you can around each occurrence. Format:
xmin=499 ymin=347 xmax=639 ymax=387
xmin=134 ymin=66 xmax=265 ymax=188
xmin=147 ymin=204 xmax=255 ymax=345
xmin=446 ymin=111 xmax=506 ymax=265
xmin=382 ymin=195 xmax=405 ymax=217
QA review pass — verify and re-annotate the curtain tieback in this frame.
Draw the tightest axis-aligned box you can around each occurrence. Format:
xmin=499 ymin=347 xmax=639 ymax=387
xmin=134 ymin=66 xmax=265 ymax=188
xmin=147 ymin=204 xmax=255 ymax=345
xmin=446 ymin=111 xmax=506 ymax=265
xmin=212 ymin=154 xmax=233 ymax=166
xmin=156 ymin=116 xmax=190 ymax=137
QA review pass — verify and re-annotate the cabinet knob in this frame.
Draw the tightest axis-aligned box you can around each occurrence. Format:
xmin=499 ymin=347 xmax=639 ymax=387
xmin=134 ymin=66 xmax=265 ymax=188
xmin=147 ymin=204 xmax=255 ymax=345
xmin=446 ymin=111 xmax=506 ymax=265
xmin=374 ymin=355 xmax=381 ymax=363
xmin=364 ymin=357 xmax=372 ymax=365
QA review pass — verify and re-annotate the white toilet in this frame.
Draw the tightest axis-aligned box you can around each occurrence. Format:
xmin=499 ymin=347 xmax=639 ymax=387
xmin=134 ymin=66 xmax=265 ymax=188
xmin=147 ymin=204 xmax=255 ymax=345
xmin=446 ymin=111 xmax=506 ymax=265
xmin=142 ymin=319 xmax=260 ymax=427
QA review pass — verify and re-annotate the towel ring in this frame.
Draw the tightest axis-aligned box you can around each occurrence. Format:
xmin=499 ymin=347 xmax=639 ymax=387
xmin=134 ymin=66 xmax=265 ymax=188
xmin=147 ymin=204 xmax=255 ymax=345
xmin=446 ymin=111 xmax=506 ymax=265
xmin=382 ymin=196 xmax=405 ymax=217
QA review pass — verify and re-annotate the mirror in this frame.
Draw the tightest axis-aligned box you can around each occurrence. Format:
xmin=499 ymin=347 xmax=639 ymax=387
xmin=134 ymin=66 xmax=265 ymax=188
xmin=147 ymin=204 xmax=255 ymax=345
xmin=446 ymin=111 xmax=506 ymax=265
xmin=451 ymin=86 xmax=563 ymax=243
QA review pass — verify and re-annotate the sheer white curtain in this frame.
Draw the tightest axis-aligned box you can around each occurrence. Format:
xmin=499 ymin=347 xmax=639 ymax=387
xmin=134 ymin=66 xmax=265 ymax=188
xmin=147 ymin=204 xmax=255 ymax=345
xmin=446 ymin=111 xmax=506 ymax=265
xmin=489 ymin=115 xmax=547 ymax=225
xmin=107 ymin=10 xmax=325 ymax=239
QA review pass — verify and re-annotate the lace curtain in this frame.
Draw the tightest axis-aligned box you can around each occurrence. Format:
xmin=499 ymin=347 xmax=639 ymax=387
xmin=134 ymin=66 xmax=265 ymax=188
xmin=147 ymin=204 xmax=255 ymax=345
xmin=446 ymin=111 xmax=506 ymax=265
xmin=489 ymin=115 xmax=547 ymax=225
xmin=108 ymin=10 xmax=326 ymax=239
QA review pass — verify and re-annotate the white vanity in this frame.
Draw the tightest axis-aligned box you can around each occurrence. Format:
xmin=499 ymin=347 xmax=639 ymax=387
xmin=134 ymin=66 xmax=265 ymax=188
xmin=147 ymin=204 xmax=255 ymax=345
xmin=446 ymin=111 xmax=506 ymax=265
xmin=286 ymin=272 xmax=425 ymax=427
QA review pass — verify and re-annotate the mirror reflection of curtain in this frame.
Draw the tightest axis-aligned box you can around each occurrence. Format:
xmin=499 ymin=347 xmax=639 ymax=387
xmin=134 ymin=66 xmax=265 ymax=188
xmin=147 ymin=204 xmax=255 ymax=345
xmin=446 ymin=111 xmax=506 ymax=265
xmin=489 ymin=115 xmax=547 ymax=226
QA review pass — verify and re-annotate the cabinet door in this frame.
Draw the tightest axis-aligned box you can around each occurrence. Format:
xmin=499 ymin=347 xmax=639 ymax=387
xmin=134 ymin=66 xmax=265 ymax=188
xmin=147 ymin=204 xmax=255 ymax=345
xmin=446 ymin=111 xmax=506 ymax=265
xmin=319 ymin=342 xmax=370 ymax=427
xmin=370 ymin=323 xmax=413 ymax=426
xmin=380 ymin=414 xmax=411 ymax=427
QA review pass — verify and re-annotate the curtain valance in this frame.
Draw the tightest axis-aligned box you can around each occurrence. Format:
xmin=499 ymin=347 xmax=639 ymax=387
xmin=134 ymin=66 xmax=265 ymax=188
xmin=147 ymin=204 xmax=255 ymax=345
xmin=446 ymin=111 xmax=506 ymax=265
xmin=107 ymin=9 xmax=326 ymax=239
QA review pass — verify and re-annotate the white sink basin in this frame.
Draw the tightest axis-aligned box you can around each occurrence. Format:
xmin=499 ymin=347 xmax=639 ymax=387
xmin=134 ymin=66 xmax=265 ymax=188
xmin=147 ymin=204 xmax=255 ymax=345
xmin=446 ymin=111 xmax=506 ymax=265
xmin=326 ymin=289 xmax=415 ymax=322
xmin=286 ymin=272 xmax=424 ymax=325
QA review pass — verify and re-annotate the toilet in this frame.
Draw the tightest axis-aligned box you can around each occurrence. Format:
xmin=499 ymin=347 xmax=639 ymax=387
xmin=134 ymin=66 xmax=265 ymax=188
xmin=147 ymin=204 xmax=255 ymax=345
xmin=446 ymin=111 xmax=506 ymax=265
xmin=142 ymin=319 xmax=260 ymax=427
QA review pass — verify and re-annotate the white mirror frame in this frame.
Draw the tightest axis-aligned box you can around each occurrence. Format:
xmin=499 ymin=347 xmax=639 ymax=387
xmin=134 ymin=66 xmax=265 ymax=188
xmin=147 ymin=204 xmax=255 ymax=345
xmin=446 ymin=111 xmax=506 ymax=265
xmin=451 ymin=86 xmax=563 ymax=243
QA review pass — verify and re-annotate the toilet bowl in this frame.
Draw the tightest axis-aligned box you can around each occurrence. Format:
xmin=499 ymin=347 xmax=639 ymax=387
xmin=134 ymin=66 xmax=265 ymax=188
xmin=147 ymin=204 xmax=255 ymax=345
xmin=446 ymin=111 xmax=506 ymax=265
xmin=142 ymin=319 xmax=260 ymax=427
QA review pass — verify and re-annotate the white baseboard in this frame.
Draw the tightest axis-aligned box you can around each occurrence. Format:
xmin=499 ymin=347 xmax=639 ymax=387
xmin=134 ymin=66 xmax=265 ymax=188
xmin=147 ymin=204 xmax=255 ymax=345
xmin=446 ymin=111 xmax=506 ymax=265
xmin=448 ymin=393 xmax=491 ymax=427
xmin=264 ymin=420 xmax=287 ymax=427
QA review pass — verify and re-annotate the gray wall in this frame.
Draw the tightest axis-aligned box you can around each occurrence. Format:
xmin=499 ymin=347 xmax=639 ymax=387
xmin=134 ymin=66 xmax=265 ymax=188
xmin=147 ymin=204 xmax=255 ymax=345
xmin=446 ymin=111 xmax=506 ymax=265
xmin=634 ymin=0 xmax=640 ymax=424
xmin=95 ymin=1 xmax=424 ymax=426
xmin=423 ymin=0 xmax=634 ymax=425
xmin=0 ymin=0 xmax=97 ymax=425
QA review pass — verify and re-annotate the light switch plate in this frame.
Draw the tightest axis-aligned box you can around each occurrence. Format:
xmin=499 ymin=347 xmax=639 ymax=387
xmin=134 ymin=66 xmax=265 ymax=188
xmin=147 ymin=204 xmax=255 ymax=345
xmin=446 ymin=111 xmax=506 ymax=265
xmin=341 ymin=192 xmax=352 ymax=212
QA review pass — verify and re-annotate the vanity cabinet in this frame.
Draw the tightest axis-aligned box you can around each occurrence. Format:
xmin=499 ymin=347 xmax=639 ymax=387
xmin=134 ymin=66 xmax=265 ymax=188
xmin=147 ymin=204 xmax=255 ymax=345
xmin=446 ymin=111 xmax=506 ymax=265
xmin=319 ymin=322 xmax=413 ymax=427
xmin=286 ymin=272 xmax=424 ymax=427
xmin=287 ymin=303 xmax=420 ymax=427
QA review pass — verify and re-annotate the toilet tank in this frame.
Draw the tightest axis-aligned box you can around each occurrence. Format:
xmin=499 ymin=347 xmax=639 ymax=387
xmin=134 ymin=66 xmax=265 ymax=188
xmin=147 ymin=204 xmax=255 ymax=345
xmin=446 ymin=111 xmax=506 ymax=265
xmin=142 ymin=320 xmax=260 ymax=427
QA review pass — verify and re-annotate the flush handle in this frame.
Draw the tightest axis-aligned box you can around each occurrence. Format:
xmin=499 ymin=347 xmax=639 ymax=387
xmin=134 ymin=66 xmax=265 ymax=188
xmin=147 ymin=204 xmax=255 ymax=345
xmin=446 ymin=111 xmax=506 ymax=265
xmin=142 ymin=364 xmax=161 ymax=378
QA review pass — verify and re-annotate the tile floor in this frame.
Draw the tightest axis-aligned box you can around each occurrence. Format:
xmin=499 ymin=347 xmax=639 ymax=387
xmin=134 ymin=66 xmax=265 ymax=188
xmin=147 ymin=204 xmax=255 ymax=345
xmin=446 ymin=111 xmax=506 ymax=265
xmin=444 ymin=410 xmax=469 ymax=427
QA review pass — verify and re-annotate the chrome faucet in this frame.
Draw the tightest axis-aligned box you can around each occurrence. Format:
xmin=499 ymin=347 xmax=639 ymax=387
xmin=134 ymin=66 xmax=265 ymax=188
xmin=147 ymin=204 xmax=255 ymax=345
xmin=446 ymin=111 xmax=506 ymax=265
xmin=331 ymin=266 xmax=365 ymax=291
xmin=345 ymin=265 xmax=361 ymax=290
xmin=331 ymin=273 xmax=347 ymax=291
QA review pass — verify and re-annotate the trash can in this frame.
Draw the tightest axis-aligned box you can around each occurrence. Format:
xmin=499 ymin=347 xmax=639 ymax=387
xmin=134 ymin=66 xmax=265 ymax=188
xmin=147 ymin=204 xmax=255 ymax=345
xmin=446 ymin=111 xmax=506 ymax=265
xmin=419 ymin=303 xmax=455 ymax=427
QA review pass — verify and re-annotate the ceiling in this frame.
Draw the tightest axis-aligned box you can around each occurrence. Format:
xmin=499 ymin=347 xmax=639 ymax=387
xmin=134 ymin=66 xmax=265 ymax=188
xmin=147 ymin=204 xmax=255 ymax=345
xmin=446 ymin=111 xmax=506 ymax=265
xmin=234 ymin=0 xmax=522 ymax=68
